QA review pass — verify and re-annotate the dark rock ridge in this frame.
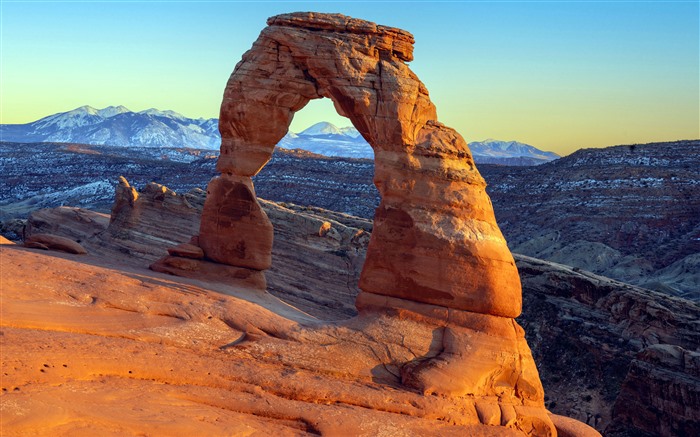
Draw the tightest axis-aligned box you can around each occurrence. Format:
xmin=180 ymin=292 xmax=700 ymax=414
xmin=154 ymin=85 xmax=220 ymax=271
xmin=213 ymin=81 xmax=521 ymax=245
xmin=485 ymin=139 xmax=700 ymax=301
xmin=24 ymin=180 xmax=699 ymax=436
xmin=0 ymin=142 xmax=373 ymax=219
xmin=516 ymin=255 xmax=699 ymax=435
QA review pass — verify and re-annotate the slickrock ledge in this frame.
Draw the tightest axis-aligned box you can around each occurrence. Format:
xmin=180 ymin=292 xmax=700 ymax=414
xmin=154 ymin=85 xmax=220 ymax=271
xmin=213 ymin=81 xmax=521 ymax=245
xmin=5 ymin=181 xmax=606 ymax=436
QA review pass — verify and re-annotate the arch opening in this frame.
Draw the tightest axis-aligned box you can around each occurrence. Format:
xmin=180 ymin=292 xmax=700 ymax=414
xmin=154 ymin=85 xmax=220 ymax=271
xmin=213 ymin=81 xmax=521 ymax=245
xmin=254 ymin=96 xmax=378 ymax=216
xmin=251 ymin=97 xmax=380 ymax=319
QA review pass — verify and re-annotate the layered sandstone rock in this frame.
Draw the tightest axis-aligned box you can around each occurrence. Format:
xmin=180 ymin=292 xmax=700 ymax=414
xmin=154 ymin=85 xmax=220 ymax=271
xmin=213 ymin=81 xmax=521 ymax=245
xmin=2 ymin=245 xmax=536 ymax=437
xmin=202 ymin=12 xmax=521 ymax=318
xmin=24 ymin=233 xmax=87 ymax=254
xmin=108 ymin=177 xmax=205 ymax=261
xmin=516 ymin=254 xmax=700 ymax=433
xmin=24 ymin=192 xmax=698 ymax=436
xmin=607 ymin=345 xmax=700 ymax=436
xmin=174 ymin=11 xmax=555 ymax=434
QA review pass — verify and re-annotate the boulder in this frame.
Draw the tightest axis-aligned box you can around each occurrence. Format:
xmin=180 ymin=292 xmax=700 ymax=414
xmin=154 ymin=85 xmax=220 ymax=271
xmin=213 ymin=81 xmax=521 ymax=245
xmin=167 ymin=243 xmax=204 ymax=259
xmin=24 ymin=233 xmax=87 ymax=255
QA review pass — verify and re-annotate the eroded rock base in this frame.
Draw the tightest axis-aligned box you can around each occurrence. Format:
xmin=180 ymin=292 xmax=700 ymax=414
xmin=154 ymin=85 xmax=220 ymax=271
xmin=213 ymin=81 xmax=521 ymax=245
xmin=150 ymin=255 xmax=267 ymax=291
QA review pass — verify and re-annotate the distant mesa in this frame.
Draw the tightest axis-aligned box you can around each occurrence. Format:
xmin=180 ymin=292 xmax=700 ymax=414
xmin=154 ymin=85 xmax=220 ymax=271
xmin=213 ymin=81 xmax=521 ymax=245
xmin=1 ymin=107 xmax=557 ymax=165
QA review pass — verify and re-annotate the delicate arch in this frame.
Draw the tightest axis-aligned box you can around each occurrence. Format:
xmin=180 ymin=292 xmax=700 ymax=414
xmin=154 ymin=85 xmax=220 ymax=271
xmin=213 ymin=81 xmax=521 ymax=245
xmin=198 ymin=12 xmax=522 ymax=318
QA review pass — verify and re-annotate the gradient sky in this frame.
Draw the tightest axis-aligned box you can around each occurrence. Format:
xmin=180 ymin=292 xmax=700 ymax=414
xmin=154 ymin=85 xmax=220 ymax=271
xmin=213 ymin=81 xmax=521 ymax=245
xmin=1 ymin=1 xmax=698 ymax=155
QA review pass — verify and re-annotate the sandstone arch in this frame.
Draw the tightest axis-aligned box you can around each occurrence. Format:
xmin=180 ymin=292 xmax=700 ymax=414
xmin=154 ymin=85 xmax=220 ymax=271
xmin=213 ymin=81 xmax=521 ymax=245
xmin=147 ymin=12 xmax=566 ymax=434
xmin=199 ymin=12 xmax=522 ymax=319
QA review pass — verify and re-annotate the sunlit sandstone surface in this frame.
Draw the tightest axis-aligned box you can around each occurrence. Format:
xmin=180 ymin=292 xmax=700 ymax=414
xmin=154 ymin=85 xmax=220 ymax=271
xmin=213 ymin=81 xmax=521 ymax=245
xmin=1 ymin=12 xmax=599 ymax=437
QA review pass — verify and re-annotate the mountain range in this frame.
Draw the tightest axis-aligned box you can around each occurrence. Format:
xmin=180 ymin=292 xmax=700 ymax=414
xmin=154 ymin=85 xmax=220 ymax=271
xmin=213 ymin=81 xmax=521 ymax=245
xmin=1 ymin=106 xmax=220 ymax=149
xmin=1 ymin=106 xmax=559 ymax=165
xmin=468 ymin=139 xmax=560 ymax=165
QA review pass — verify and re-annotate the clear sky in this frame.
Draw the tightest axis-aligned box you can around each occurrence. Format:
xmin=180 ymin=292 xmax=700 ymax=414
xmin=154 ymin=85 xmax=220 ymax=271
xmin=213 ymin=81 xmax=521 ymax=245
xmin=1 ymin=1 xmax=698 ymax=155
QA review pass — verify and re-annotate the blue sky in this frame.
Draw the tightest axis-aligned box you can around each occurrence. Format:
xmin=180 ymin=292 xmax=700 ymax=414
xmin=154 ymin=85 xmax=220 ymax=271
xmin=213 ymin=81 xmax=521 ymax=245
xmin=1 ymin=0 xmax=698 ymax=154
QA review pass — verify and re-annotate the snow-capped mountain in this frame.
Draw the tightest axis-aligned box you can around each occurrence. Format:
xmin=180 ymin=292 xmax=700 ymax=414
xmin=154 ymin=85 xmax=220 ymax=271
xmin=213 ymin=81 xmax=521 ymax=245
xmin=1 ymin=107 xmax=559 ymax=165
xmin=298 ymin=121 xmax=343 ymax=136
xmin=0 ymin=105 xmax=220 ymax=149
xmin=275 ymin=124 xmax=560 ymax=164
xmin=96 ymin=105 xmax=131 ymax=118
xmin=277 ymin=122 xmax=373 ymax=159
xmin=469 ymin=139 xmax=559 ymax=165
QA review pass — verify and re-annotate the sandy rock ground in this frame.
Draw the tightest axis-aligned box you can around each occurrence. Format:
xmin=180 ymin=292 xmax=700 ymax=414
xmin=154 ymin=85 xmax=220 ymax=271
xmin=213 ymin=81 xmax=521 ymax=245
xmin=11 ymin=189 xmax=699 ymax=435
xmin=2 ymin=245 xmax=546 ymax=436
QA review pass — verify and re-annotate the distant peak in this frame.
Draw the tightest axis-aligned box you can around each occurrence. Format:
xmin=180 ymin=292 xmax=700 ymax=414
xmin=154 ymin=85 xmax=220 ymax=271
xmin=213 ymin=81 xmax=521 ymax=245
xmin=299 ymin=121 xmax=340 ymax=136
xmin=71 ymin=105 xmax=99 ymax=115
xmin=98 ymin=105 xmax=131 ymax=118
xmin=298 ymin=121 xmax=359 ymax=137
xmin=139 ymin=108 xmax=186 ymax=119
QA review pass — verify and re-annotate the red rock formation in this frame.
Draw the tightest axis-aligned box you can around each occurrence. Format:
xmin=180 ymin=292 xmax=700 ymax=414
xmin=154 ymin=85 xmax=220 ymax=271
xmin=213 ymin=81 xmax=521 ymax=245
xmin=23 ymin=195 xmax=696 ymax=436
xmin=201 ymin=12 xmax=521 ymax=319
xmin=0 ymin=235 xmax=16 ymax=245
xmin=2 ymin=245 xmax=545 ymax=437
xmin=24 ymin=233 xmax=87 ymax=254
xmin=170 ymin=11 xmax=556 ymax=435
xmin=198 ymin=175 xmax=273 ymax=270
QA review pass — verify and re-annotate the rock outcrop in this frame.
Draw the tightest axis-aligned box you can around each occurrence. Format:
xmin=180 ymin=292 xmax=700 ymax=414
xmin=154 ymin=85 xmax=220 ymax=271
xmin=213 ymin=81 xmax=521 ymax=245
xmin=200 ymin=12 xmax=522 ymax=318
xmin=516 ymin=255 xmax=700 ymax=434
xmin=109 ymin=176 xmax=205 ymax=249
xmin=157 ymin=11 xmax=556 ymax=434
xmin=607 ymin=345 xmax=699 ymax=436
xmin=23 ymin=233 xmax=87 ymax=254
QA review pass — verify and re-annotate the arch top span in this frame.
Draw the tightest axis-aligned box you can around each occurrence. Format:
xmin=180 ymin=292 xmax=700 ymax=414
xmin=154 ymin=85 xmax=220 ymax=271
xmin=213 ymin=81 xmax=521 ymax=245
xmin=201 ymin=11 xmax=523 ymax=319
xmin=216 ymin=12 xmax=436 ymax=177
xmin=267 ymin=12 xmax=416 ymax=62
